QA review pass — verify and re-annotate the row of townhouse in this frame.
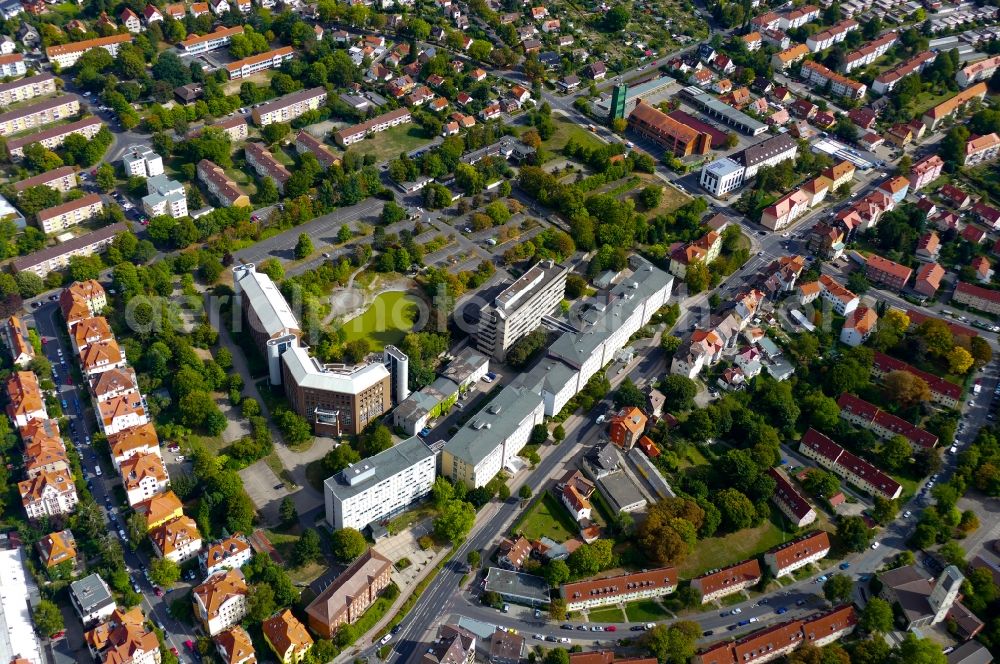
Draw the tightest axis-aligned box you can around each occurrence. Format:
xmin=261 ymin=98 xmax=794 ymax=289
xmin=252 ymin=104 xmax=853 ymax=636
xmin=799 ymin=427 xmax=902 ymax=499
xmin=694 ymin=605 xmax=856 ymax=664
xmin=843 ymin=32 xmax=897 ymax=72
xmin=11 ymin=221 xmax=127 ymax=278
xmin=46 ymin=34 xmax=133 ymax=68
xmin=871 ymin=351 xmax=961 ymax=408
xmin=838 ymin=392 xmax=939 ymax=451
xmin=800 ymin=60 xmax=867 ymax=100
xmin=561 ymin=567 xmax=678 ymax=612
xmin=7 ymin=116 xmax=104 ymax=160
xmin=0 ymin=73 xmax=58 ymax=109
xmin=670 ymin=289 xmax=767 ymax=378
xmin=760 ymin=160 xmax=856 ymax=230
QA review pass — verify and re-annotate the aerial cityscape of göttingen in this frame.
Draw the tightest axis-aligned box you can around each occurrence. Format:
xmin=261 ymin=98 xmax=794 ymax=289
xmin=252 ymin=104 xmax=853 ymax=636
xmin=3 ymin=1 xmax=1000 ymax=664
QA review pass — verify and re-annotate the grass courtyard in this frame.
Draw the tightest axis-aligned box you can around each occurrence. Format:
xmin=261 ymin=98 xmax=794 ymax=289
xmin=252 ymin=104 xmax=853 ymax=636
xmin=514 ymin=491 xmax=581 ymax=543
xmin=540 ymin=116 xmax=607 ymax=153
xmin=588 ymin=606 xmax=627 ymax=623
xmin=348 ymin=124 xmax=435 ymax=164
xmin=677 ymin=516 xmax=790 ymax=578
xmin=624 ymin=599 xmax=672 ymax=622
xmin=341 ymin=291 xmax=422 ymax=351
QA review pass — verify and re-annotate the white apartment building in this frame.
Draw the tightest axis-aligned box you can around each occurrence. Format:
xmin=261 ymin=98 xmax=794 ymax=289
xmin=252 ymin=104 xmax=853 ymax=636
xmin=801 ymin=61 xmax=867 ymax=99
xmin=201 ymin=534 xmax=253 ymax=576
xmin=816 ymin=274 xmax=859 ymax=315
xmin=965 ymin=133 xmax=1000 ymax=166
xmin=700 ymin=157 xmax=744 ymax=197
xmin=142 ymin=175 xmax=188 ymax=219
xmin=121 ymin=452 xmax=168 ymax=506
xmin=45 ymin=34 xmax=133 ymax=68
xmin=475 ymin=260 xmax=568 ymax=361
xmin=441 ymin=384 xmax=544 ymax=488
xmin=150 ymin=515 xmax=203 ymax=563
xmin=0 ymin=74 xmax=58 ymax=108
xmin=251 ymin=87 xmax=328 ymax=126
xmin=178 ymin=26 xmax=244 ymax=54
xmin=122 ymin=147 xmax=164 ymax=178
xmin=778 ymin=4 xmax=819 ymax=29
xmin=108 ymin=422 xmax=159 ymax=470
xmin=18 ymin=471 xmax=79 ymax=519
xmin=97 ymin=392 xmax=148 ymax=437
xmin=225 ymin=46 xmax=294 ymax=79
xmin=334 ymin=107 xmax=412 ymax=146
xmin=806 ymin=19 xmax=858 ymax=51
xmin=7 ymin=117 xmax=103 ymax=160
xmin=843 ymin=32 xmax=897 ymax=73
xmin=324 ymin=435 xmax=436 ymax=530
xmin=193 ymin=569 xmax=248 ymax=636
xmin=0 ymin=53 xmax=26 ymax=78
xmin=957 ymin=54 xmax=1000 ymax=88
xmin=562 ymin=568 xmax=678 ymax=612
xmin=36 ymin=193 xmax=103 ymax=234
xmin=0 ymin=95 xmax=81 ymax=137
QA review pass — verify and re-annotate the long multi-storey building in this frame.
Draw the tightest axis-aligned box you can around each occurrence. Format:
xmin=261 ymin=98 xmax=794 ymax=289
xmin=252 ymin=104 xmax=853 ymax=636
xmin=294 ymin=131 xmax=340 ymax=169
xmin=843 ymin=32 xmax=897 ymax=72
xmin=767 ymin=467 xmax=816 ymax=527
xmin=225 ymin=46 xmax=294 ymax=79
xmin=7 ymin=117 xmax=103 ymax=160
xmin=251 ymin=87 xmax=327 ymax=126
xmin=0 ymin=53 xmax=26 ymax=78
xmin=0 ymin=95 xmax=81 ymax=137
xmin=11 ymin=221 xmax=127 ymax=277
xmin=806 ymin=19 xmax=858 ymax=51
xmin=800 ymin=61 xmax=866 ymax=100
xmin=324 ymin=435 xmax=435 ymax=531
xmin=475 ymin=259 xmax=568 ymax=362
xmin=304 ymin=549 xmax=393 ymax=637
xmin=964 ymin=132 xmax=1000 ymax=166
xmin=957 ymin=54 xmax=1000 ymax=88
xmin=36 ymin=193 xmax=103 ymax=234
xmin=335 ymin=107 xmax=412 ymax=146
xmin=0 ymin=73 xmax=58 ymax=108
xmin=231 ymin=264 xmax=301 ymax=384
xmin=798 ymin=427 xmax=902 ymax=499
xmin=865 ymin=253 xmax=912 ymax=290
xmin=282 ymin=345 xmax=391 ymax=437
xmin=691 ymin=559 xmax=762 ymax=603
xmin=871 ymin=351 xmax=960 ymax=408
xmin=561 ymin=567 xmax=678 ymax=612
xmin=178 ymin=26 xmax=244 ymax=54
xmin=46 ymin=34 xmax=133 ymax=68
xmin=763 ymin=531 xmax=830 ymax=577
xmin=837 ymin=393 xmax=938 ymax=451
xmin=694 ymin=606 xmax=856 ymax=664
xmin=923 ymin=82 xmax=987 ymax=130
xmin=700 ymin=134 xmax=798 ymax=196
xmin=953 ymin=280 xmax=1000 ymax=314
xmin=873 ymin=51 xmax=935 ymax=94
xmin=14 ymin=165 xmax=77 ymax=194
xmin=197 ymin=159 xmax=249 ymax=207
xmin=627 ymin=100 xmax=711 ymax=157
xmin=244 ymin=142 xmax=291 ymax=193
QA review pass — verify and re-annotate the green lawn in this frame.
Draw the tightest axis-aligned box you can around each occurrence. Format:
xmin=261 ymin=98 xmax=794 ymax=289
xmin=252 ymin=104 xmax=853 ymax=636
xmin=349 ymin=124 xmax=434 ymax=163
xmin=224 ymin=166 xmax=258 ymax=197
xmin=514 ymin=491 xmax=580 ymax=543
xmin=539 ymin=116 xmax=607 ymax=153
xmin=588 ymin=606 xmax=626 ymax=623
xmin=677 ymin=517 xmax=790 ymax=578
xmin=341 ymin=291 xmax=422 ymax=352
xmin=624 ymin=600 xmax=671 ymax=622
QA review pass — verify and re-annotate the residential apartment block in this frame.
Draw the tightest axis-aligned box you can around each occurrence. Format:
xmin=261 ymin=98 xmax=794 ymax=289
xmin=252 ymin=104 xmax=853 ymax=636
xmin=7 ymin=116 xmax=103 ymax=160
xmin=294 ymin=131 xmax=340 ymax=169
xmin=910 ymin=154 xmax=944 ymax=191
xmin=251 ymin=87 xmax=327 ymax=126
xmin=122 ymin=147 xmax=164 ymax=178
xmin=923 ymin=83 xmax=988 ymax=130
xmin=244 ymin=142 xmax=291 ymax=193
xmin=142 ymin=175 xmax=188 ymax=219
xmin=149 ymin=515 xmax=203 ymax=563
xmin=843 ymin=32 xmax=897 ymax=72
xmin=0 ymin=94 xmax=82 ymax=136
xmin=46 ymin=34 xmax=133 ymax=68
xmin=225 ymin=47 xmax=294 ymax=79
xmin=0 ymin=73 xmax=58 ymax=108
xmin=201 ymin=534 xmax=253 ymax=576
xmin=6 ymin=370 xmax=47 ymax=427
xmin=873 ymin=51 xmax=935 ymax=94
xmin=871 ymin=351 xmax=960 ymax=408
xmin=806 ymin=19 xmax=858 ymax=51
xmin=193 ymin=569 xmax=248 ymax=636
xmin=324 ymin=435 xmax=435 ymax=531
xmin=108 ymin=422 xmax=159 ymax=470
xmin=215 ymin=626 xmax=256 ymax=664
xmin=771 ymin=43 xmax=810 ymax=70
xmin=800 ymin=61 xmax=866 ymax=99
xmin=691 ymin=559 xmax=762 ymax=603
xmin=763 ymin=530 xmax=831 ymax=577
xmin=0 ymin=53 xmax=26 ymax=78
xmin=476 ymin=260 xmax=568 ymax=361
xmin=957 ymin=54 xmax=1000 ymax=88
xmin=36 ymin=193 xmax=103 ymax=234
xmin=120 ymin=451 xmax=167 ymax=506
xmin=965 ymin=132 xmax=1000 ymax=166
xmin=865 ymin=254 xmax=912 ymax=290
xmin=798 ymin=427 xmax=902 ymax=499
xmin=953 ymin=280 xmax=1000 ymax=314
xmin=561 ymin=567 xmax=678 ymax=612
xmin=178 ymin=26 xmax=243 ymax=54
xmin=262 ymin=610 xmax=313 ymax=664
xmin=837 ymin=392 xmax=938 ymax=451
xmin=2 ymin=315 xmax=34 ymax=367
xmin=767 ymin=467 xmax=816 ymax=527
xmin=14 ymin=165 xmax=77 ymax=194
xmin=18 ymin=471 xmax=79 ymax=519
xmin=761 ymin=190 xmax=809 ymax=231
xmin=335 ymin=107 xmax=413 ymax=146
xmin=197 ymin=159 xmax=249 ymax=207
xmin=304 ymin=549 xmax=393 ymax=637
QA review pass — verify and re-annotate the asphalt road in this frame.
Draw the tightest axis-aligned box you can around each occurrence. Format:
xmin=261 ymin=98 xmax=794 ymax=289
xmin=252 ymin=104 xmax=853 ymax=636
xmin=31 ymin=303 xmax=197 ymax=664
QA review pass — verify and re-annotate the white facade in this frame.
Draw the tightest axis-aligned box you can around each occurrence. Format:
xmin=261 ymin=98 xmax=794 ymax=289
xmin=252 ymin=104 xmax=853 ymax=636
xmin=700 ymin=157 xmax=744 ymax=197
xmin=0 ymin=54 xmax=26 ymax=78
xmin=122 ymin=147 xmax=164 ymax=178
xmin=142 ymin=175 xmax=188 ymax=219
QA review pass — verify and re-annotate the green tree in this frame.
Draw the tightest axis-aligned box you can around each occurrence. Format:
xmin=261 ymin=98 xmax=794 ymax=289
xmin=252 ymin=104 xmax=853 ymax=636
xmin=292 ymin=528 xmax=321 ymax=567
xmin=279 ymin=497 xmax=297 ymax=526
xmin=433 ymin=500 xmax=475 ymax=543
xmin=246 ymin=583 xmax=277 ymax=622
xmin=642 ymin=621 xmax=701 ymax=664
xmin=822 ymin=574 xmax=853 ymax=603
xmin=715 ymin=488 xmax=757 ymax=531
xmin=518 ymin=484 xmax=532 ymax=500
xmin=32 ymin=599 xmax=64 ymax=637
xmin=859 ymin=597 xmax=893 ymax=633
xmin=837 ymin=515 xmax=872 ymax=552
xmin=431 ymin=477 xmax=455 ymax=509
xmin=150 ymin=558 xmax=181 ymax=587
xmin=330 ymin=527 xmax=367 ymax=562
xmin=295 ymin=233 xmax=314 ymax=259
xmin=660 ymin=375 xmax=697 ymax=411
xmin=543 ymin=559 xmax=571 ymax=587
xmin=96 ymin=163 xmax=116 ymax=192
xmin=467 ymin=550 xmax=481 ymax=569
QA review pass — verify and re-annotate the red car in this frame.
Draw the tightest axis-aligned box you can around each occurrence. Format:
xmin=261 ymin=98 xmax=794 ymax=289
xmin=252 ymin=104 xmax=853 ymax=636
xmin=51 ymin=631 xmax=65 ymax=639
xmin=154 ymin=587 xmax=164 ymax=597
xmin=66 ymin=376 xmax=72 ymax=385
xmin=606 ymin=626 xmax=616 ymax=632
xmin=170 ymin=648 xmax=178 ymax=656
xmin=184 ymin=640 xmax=195 ymax=651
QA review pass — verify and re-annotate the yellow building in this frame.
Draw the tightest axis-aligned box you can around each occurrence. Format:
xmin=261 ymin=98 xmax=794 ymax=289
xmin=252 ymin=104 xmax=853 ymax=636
xmin=262 ymin=610 xmax=313 ymax=664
